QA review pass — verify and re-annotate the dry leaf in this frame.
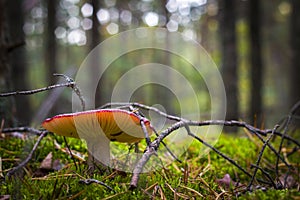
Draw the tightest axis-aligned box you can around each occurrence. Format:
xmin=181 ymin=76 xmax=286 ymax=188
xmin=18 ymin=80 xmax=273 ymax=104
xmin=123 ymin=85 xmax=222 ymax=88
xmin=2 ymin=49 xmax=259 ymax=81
xmin=40 ymin=152 xmax=53 ymax=169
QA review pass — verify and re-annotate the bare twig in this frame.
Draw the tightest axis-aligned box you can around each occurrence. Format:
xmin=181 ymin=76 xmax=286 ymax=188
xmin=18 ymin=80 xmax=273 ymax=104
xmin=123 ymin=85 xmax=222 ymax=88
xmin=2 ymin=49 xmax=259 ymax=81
xmin=0 ymin=74 xmax=85 ymax=111
xmin=152 ymin=127 xmax=182 ymax=163
xmin=6 ymin=131 xmax=48 ymax=178
xmin=54 ymin=74 xmax=85 ymax=111
xmin=101 ymin=102 xmax=300 ymax=141
xmin=183 ymin=119 xmax=299 ymax=147
xmin=126 ymin=102 xmax=300 ymax=189
xmin=130 ymin=119 xmax=262 ymax=188
xmin=250 ymin=164 xmax=277 ymax=189
xmin=249 ymin=130 xmax=292 ymax=170
xmin=130 ymin=106 xmax=182 ymax=163
xmin=130 ymin=121 xmax=185 ymax=189
xmin=63 ymin=137 xmax=78 ymax=170
xmin=100 ymin=102 xmax=182 ymax=121
xmin=0 ymin=82 xmax=74 ymax=97
xmin=275 ymin=101 xmax=300 ymax=176
xmin=184 ymin=125 xmax=252 ymax=178
xmin=272 ymin=131 xmax=300 ymax=147
xmin=290 ymin=100 xmax=300 ymax=115
xmin=247 ymin=125 xmax=279 ymax=190
xmin=79 ymin=178 xmax=115 ymax=192
xmin=129 ymin=146 xmax=158 ymax=189
xmin=1 ymin=127 xmax=43 ymax=135
xmin=131 ymin=108 xmax=151 ymax=146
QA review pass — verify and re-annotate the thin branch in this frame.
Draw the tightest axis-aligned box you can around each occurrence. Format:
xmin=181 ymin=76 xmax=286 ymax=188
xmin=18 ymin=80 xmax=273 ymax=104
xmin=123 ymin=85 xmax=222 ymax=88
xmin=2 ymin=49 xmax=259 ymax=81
xmin=1 ymin=127 xmax=43 ymax=135
xmin=0 ymin=82 xmax=74 ymax=97
xmin=54 ymin=74 xmax=85 ymax=111
xmin=100 ymin=102 xmax=182 ymax=121
xmin=129 ymin=108 xmax=295 ymax=188
xmin=101 ymin=102 xmax=300 ymax=146
xmin=272 ymin=131 xmax=300 ymax=147
xmin=101 ymin=103 xmax=300 ymax=142
xmin=152 ymin=128 xmax=182 ymax=163
xmin=290 ymin=100 xmax=300 ymax=115
xmin=130 ymin=121 xmax=185 ymax=189
xmin=130 ymin=107 xmax=151 ymax=146
xmin=0 ymin=74 xmax=85 ymax=111
xmin=188 ymin=119 xmax=268 ymax=136
xmin=276 ymin=116 xmax=292 ymax=177
xmin=286 ymin=147 xmax=299 ymax=157
xmin=276 ymin=100 xmax=300 ymax=176
xmin=187 ymin=120 xmax=300 ymax=147
xmin=140 ymin=120 xmax=151 ymax=146
xmin=247 ymin=125 xmax=279 ymax=190
xmin=131 ymin=120 xmax=263 ymax=188
xmin=184 ymin=125 xmax=252 ymax=178
xmin=129 ymin=145 xmax=157 ymax=189
xmin=79 ymin=178 xmax=115 ymax=192
xmin=249 ymin=129 xmax=292 ymax=170
xmin=6 ymin=131 xmax=48 ymax=178
xmin=250 ymin=164 xmax=277 ymax=189
xmin=63 ymin=136 xmax=78 ymax=170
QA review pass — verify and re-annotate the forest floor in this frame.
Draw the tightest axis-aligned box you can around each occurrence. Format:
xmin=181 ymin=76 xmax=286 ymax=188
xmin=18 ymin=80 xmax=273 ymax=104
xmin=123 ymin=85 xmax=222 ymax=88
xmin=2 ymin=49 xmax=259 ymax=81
xmin=1 ymin=132 xmax=300 ymax=199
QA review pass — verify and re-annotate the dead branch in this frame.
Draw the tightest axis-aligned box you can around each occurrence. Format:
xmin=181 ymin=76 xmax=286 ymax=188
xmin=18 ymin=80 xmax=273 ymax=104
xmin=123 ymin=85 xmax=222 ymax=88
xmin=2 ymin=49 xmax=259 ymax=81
xmin=101 ymin=102 xmax=299 ymax=144
xmin=130 ymin=121 xmax=185 ymax=189
xmin=126 ymin=102 xmax=300 ymax=190
xmin=247 ymin=125 xmax=279 ymax=190
xmin=79 ymin=178 xmax=115 ymax=192
xmin=129 ymin=120 xmax=256 ymax=188
xmin=249 ymin=130 xmax=292 ymax=170
xmin=6 ymin=131 xmax=48 ymax=178
xmin=100 ymin=102 xmax=182 ymax=121
xmin=250 ymin=164 xmax=277 ymax=189
xmin=53 ymin=73 xmax=85 ymax=111
xmin=290 ymin=100 xmax=300 ymax=115
xmin=275 ymin=100 xmax=300 ymax=176
xmin=0 ymin=82 xmax=74 ymax=97
xmin=184 ymin=125 xmax=252 ymax=177
xmin=1 ymin=127 xmax=43 ymax=135
xmin=0 ymin=74 xmax=85 ymax=111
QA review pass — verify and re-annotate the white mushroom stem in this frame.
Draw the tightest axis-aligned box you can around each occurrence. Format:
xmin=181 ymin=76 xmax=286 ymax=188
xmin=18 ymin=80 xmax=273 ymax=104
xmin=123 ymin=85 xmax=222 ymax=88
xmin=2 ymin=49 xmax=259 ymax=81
xmin=86 ymin=136 xmax=110 ymax=169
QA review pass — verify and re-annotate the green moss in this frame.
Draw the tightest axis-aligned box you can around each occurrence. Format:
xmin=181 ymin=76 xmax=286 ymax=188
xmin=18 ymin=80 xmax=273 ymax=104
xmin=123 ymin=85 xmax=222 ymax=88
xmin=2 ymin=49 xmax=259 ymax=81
xmin=0 ymin=133 xmax=299 ymax=199
xmin=239 ymin=189 xmax=300 ymax=200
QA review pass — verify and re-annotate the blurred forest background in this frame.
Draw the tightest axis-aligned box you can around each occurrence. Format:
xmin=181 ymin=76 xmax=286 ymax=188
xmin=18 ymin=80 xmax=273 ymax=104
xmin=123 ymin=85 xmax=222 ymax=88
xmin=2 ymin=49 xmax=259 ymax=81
xmin=0 ymin=0 xmax=299 ymax=129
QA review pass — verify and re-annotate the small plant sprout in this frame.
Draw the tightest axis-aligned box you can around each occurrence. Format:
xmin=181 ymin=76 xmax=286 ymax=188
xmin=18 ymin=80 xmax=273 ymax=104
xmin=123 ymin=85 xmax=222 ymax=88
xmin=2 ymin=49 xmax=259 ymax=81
xmin=42 ymin=108 xmax=153 ymax=168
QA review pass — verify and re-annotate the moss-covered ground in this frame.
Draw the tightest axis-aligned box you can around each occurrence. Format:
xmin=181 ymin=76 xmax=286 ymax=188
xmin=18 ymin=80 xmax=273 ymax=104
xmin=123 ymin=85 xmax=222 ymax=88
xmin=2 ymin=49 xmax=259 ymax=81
xmin=1 ymin=132 xmax=299 ymax=199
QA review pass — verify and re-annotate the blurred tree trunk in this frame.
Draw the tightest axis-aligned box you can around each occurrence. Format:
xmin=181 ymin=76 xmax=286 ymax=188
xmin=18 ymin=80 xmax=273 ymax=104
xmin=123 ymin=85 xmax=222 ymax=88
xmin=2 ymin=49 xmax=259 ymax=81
xmin=45 ymin=0 xmax=62 ymax=116
xmin=89 ymin=0 xmax=101 ymax=49
xmin=87 ymin=0 xmax=103 ymax=169
xmin=88 ymin=0 xmax=104 ymax=107
xmin=219 ymin=0 xmax=238 ymax=131
xmin=249 ymin=0 xmax=263 ymax=127
xmin=290 ymin=0 xmax=300 ymax=110
xmin=7 ymin=0 xmax=31 ymax=125
xmin=0 ymin=0 xmax=14 ymax=127
xmin=45 ymin=0 xmax=57 ymax=85
xmin=156 ymin=0 xmax=173 ymax=114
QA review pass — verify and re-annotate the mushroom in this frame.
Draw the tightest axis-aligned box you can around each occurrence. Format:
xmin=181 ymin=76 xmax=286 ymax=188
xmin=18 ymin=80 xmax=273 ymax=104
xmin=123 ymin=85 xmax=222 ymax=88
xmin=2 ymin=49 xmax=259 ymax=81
xmin=42 ymin=109 xmax=153 ymax=169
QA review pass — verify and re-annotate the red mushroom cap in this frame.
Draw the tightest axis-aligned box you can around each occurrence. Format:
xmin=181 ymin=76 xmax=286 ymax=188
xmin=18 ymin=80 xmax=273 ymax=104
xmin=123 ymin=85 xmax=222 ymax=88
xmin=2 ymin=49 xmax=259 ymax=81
xmin=42 ymin=109 xmax=153 ymax=143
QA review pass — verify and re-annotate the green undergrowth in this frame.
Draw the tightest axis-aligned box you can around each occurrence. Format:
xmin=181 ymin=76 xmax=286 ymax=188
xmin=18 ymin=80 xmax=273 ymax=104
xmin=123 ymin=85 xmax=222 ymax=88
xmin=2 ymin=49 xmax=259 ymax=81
xmin=1 ymin=132 xmax=299 ymax=199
